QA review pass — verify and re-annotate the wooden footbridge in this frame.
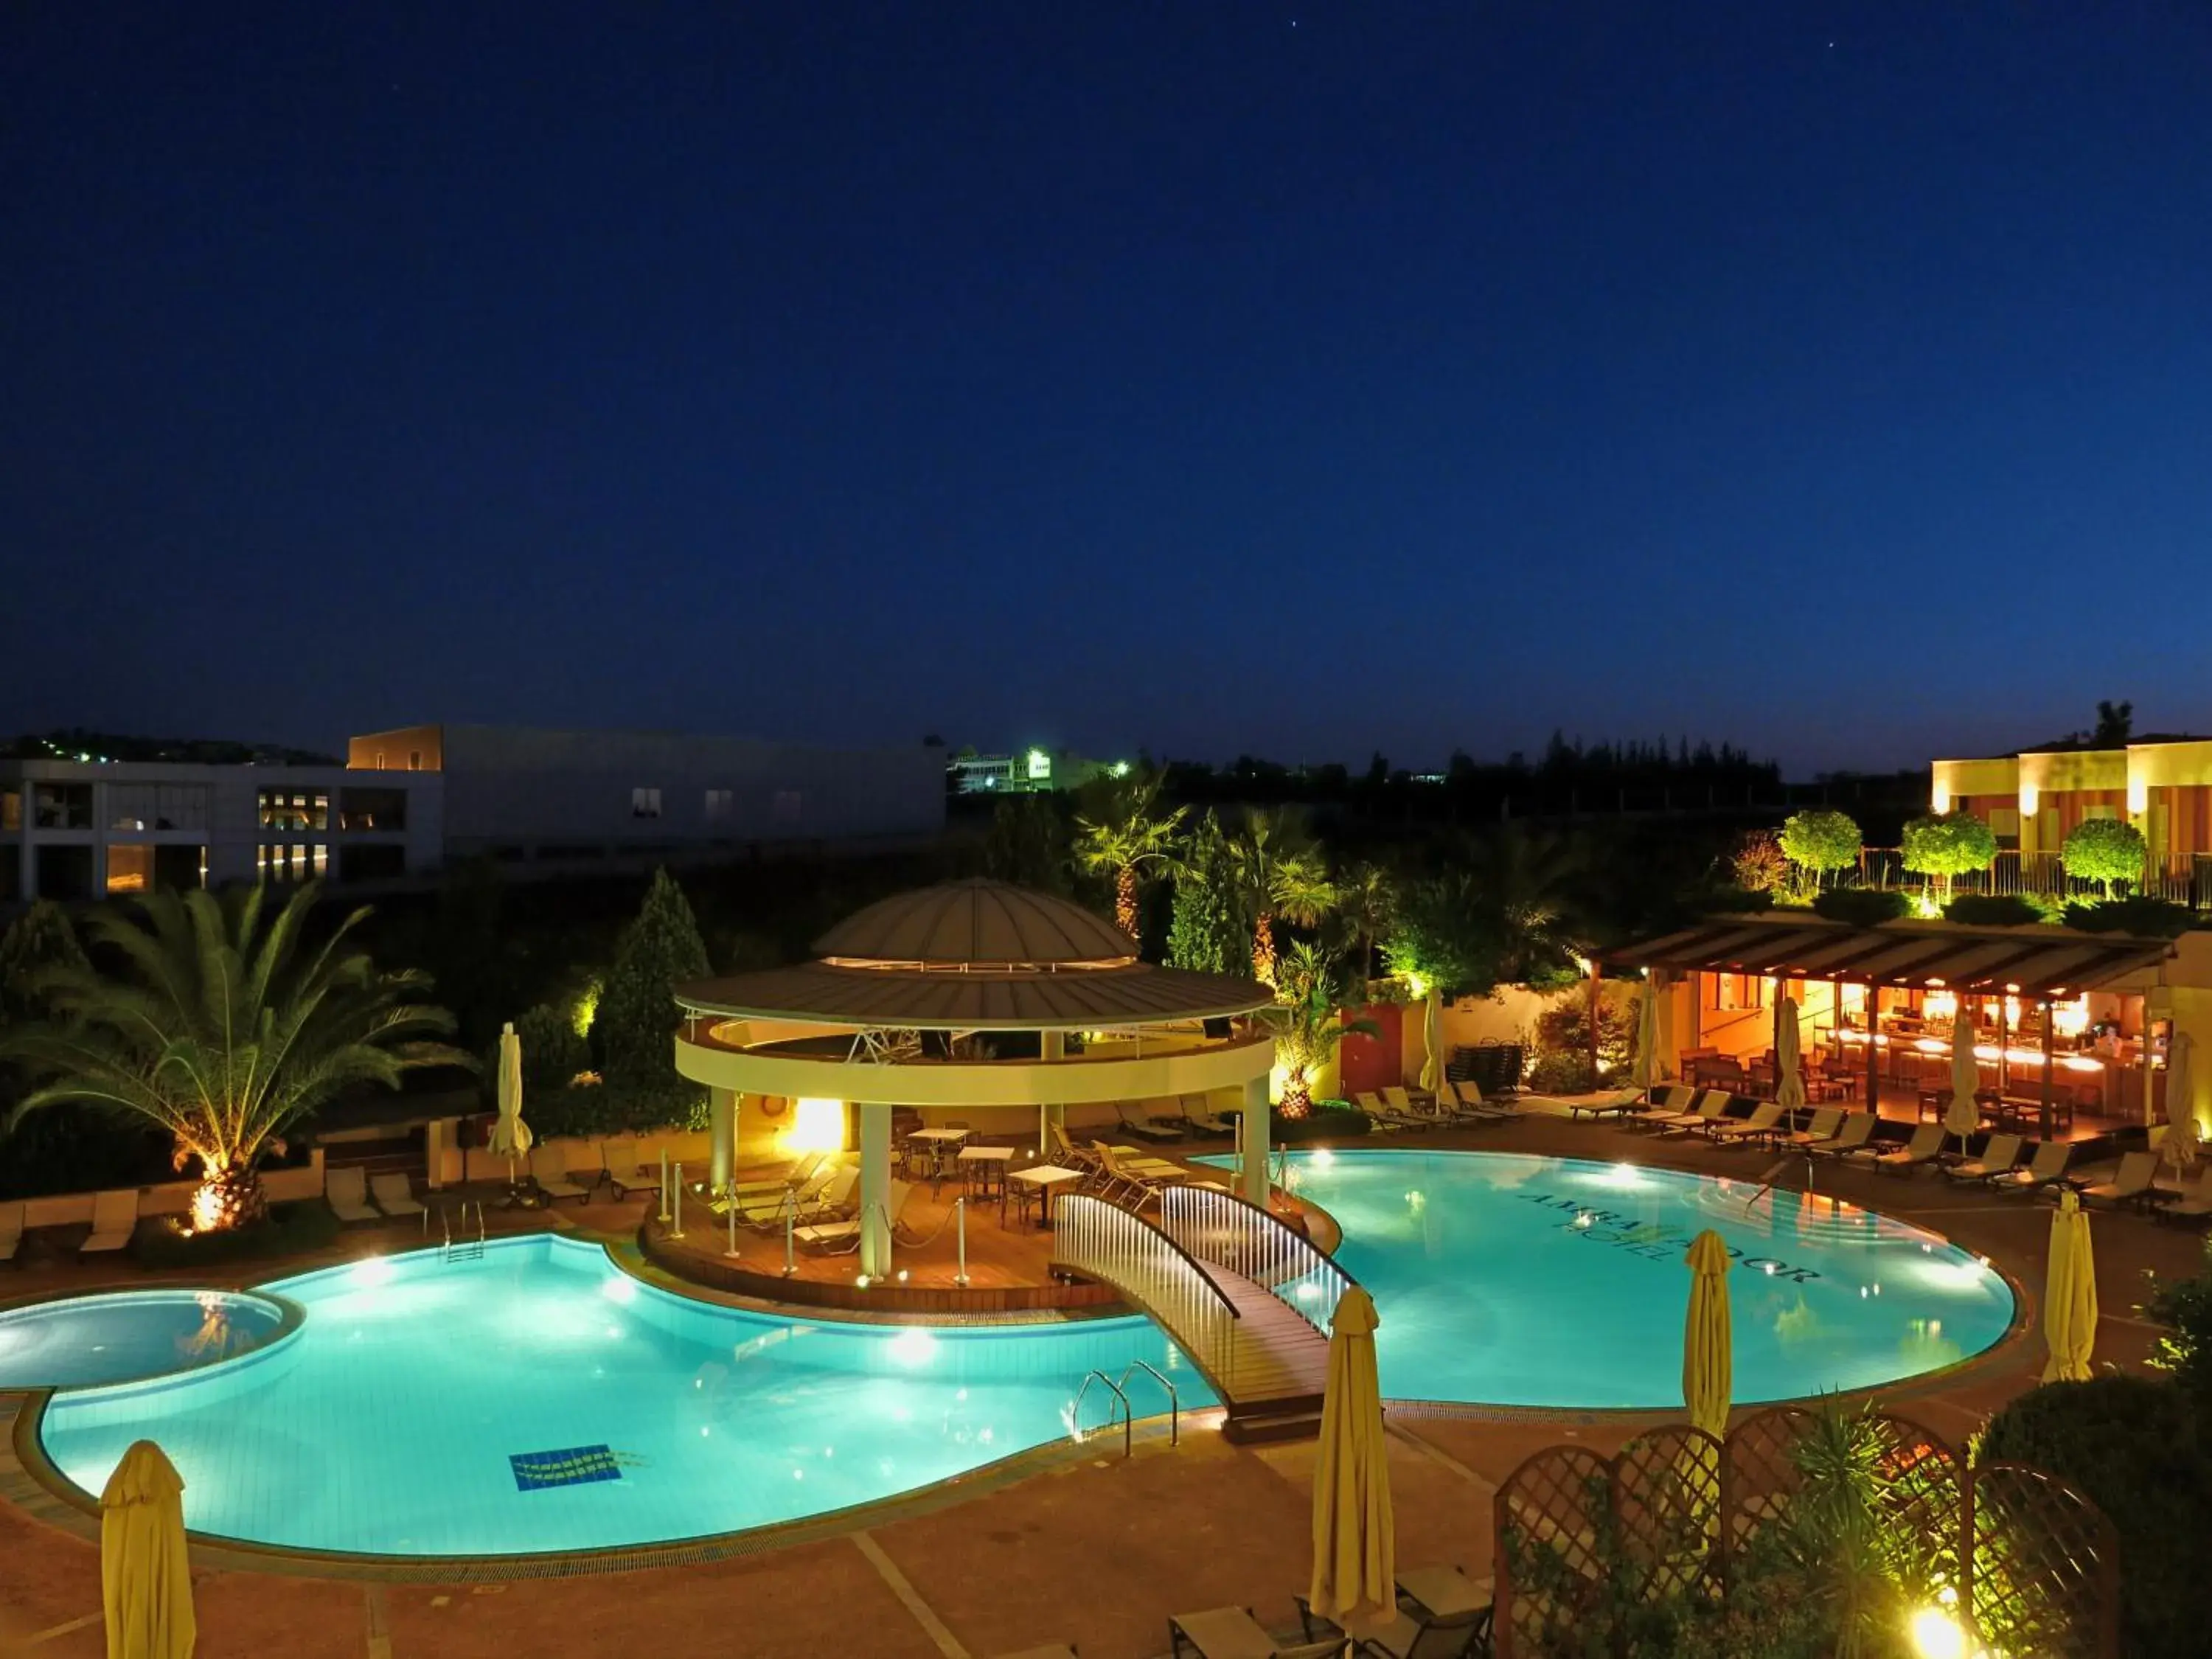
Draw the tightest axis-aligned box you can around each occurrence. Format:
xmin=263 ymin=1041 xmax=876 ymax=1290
xmin=1050 ymin=1185 xmax=1355 ymax=1441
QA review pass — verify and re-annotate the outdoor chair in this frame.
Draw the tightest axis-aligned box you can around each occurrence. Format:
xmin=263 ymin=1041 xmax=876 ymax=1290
xmin=1295 ymin=1595 xmax=1487 ymax=1659
xmin=1429 ymin=1079 xmax=1492 ymax=1124
xmin=1093 ymin=1142 xmax=1181 ymax=1206
xmin=1451 ymin=1078 xmax=1521 ymax=1121
xmin=1169 ymin=1605 xmax=1346 ymax=1658
xmin=1871 ymin=1123 xmax=1947 ymax=1174
xmin=1382 ymin=1085 xmax=1435 ymax=1119
xmin=2079 ymin=1150 xmax=2159 ymax=1210
xmin=1942 ymin=1134 xmax=2023 ymax=1183
xmin=1807 ymin=1113 xmax=1878 ymax=1158
xmin=1565 ymin=1087 xmax=1644 ymax=1121
xmin=1988 ymin=1141 xmax=2072 ymax=1195
xmin=794 ymin=1178 xmax=914 ymax=1251
xmin=1357 ymin=1092 xmax=1433 ymax=1133
xmin=529 ymin=1145 xmax=592 ymax=1204
xmin=1116 ymin=1101 xmax=1181 ymax=1143
xmin=1781 ymin=1107 xmax=1843 ymax=1150
xmin=0 ymin=1200 xmax=24 ymax=1265
xmin=369 ymin=1173 xmax=426 ymax=1218
xmin=324 ymin=1166 xmax=380 ymax=1225
xmin=80 ymin=1187 xmax=139 ymax=1256
xmin=1707 ymin=1102 xmax=1786 ymax=1146
xmin=726 ymin=1151 xmax=824 ymax=1201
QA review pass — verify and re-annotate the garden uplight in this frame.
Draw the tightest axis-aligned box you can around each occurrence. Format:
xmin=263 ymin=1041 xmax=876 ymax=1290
xmin=1907 ymin=1603 xmax=1968 ymax=1659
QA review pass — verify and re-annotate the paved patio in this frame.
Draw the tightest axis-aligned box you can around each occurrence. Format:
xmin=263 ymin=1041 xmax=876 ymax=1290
xmin=1 ymin=1107 xmax=2202 ymax=1659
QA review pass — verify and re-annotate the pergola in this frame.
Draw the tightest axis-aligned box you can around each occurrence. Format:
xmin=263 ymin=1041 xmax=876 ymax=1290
xmin=672 ymin=879 xmax=1276 ymax=1276
xmin=1607 ymin=915 xmax=2180 ymax=1133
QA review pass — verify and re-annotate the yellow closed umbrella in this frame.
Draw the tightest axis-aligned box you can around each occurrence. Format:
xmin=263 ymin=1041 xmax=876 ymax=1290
xmin=1773 ymin=992 xmax=1806 ymax=1112
xmin=1683 ymin=1229 xmax=1733 ymax=1439
xmin=1419 ymin=990 xmax=1443 ymax=1095
xmin=2166 ymin=1032 xmax=2199 ymax=1173
xmin=2042 ymin=1189 xmax=2098 ymax=1382
xmin=102 ymin=1439 xmax=195 ymax=1659
xmin=1947 ymin=1029 xmax=1982 ymax=1157
xmin=488 ymin=1020 xmax=533 ymax=1192
xmin=1309 ymin=1287 xmax=1395 ymax=1635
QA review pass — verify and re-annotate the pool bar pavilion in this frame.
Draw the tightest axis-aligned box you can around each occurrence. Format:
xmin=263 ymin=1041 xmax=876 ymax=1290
xmin=1617 ymin=913 xmax=2212 ymax=1139
xmin=668 ymin=880 xmax=1277 ymax=1289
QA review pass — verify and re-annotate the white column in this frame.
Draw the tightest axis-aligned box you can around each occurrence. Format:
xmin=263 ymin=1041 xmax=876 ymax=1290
xmin=1240 ymin=1074 xmax=1270 ymax=1204
xmin=860 ymin=1101 xmax=892 ymax=1277
xmin=709 ymin=1087 xmax=736 ymax=1192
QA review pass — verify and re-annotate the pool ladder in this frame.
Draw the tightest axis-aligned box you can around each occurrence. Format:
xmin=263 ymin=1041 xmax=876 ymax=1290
xmin=1071 ymin=1360 xmax=1179 ymax=1458
xmin=439 ymin=1200 xmax=486 ymax=1263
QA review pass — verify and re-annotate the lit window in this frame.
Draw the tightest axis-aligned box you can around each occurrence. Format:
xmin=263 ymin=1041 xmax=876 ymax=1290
xmin=408 ymin=751 xmax=422 ymax=771
xmin=704 ymin=789 xmax=732 ymax=822
xmin=632 ymin=787 xmax=662 ymax=818
xmin=373 ymin=750 xmax=386 ymax=770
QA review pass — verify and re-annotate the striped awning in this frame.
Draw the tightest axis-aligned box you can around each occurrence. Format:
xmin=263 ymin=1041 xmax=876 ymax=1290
xmin=1605 ymin=917 xmax=2172 ymax=998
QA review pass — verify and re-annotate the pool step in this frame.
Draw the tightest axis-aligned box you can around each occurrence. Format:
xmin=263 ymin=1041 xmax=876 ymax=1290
xmin=1222 ymin=1399 xmax=1324 ymax=1444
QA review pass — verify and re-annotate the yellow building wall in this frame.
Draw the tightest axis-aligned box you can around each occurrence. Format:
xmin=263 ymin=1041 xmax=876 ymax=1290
xmin=1930 ymin=757 xmax=2018 ymax=813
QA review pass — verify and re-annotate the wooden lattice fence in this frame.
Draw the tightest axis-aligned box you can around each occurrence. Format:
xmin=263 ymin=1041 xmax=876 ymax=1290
xmin=1492 ymin=1408 xmax=2118 ymax=1658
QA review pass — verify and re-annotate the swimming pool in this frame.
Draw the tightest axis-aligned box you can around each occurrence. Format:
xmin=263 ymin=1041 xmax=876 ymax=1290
xmin=0 ymin=1290 xmax=289 ymax=1388
xmin=1251 ymin=1149 xmax=2016 ymax=1408
xmin=37 ymin=1237 xmax=1208 ymax=1558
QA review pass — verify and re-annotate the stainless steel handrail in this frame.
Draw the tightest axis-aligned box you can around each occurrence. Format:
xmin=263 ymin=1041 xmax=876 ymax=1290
xmin=1072 ymin=1369 xmax=1132 ymax=1458
xmin=1116 ymin=1358 xmax=1179 ymax=1447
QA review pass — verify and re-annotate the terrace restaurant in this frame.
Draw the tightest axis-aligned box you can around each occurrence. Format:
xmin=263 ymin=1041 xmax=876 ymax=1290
xmin=1616 ymin=913 xmax=2212 ymax=1139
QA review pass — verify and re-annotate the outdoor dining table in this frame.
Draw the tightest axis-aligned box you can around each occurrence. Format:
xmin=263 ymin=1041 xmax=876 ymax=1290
xmin=1007 ymin=1162 xmax=1085 ymax=1228
xmin=956 ymin=1143 xmax=1015 ymax=1203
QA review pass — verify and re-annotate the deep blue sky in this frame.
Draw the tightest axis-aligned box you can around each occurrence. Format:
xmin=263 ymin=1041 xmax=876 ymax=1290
xmin=5 ymin=4 xmax=2208 ymax=775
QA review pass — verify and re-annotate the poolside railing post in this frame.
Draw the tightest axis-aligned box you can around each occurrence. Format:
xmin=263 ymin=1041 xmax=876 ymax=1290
xmin=954 ymin=1197 xmax=969 ymax=1286
xmin=725 ymin=1188 xmax=739 ymax=1259
xmin=782 ymin=1201 xmax=796 ymax=1277
xmin=658 ymin=1150 xmax=670 ymax=1222
xmin=670 ymin=1163 xmax=685 ymax=1239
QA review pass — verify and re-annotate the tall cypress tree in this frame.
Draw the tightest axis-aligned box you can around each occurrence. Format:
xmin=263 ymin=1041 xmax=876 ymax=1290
xmin=1166 ymin=812 xmax=1245 ymax=975
xmin=594 ymin=868 xmax=712 ymax=1088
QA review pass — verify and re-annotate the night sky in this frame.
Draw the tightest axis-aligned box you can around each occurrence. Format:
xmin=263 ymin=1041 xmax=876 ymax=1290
xmin=5 ymin=4 xmax=2208 ymax=774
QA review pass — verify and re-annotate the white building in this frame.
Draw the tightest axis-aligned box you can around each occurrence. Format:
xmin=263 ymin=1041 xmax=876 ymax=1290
xmin=1 ymin=725 xmax=946 ymax=905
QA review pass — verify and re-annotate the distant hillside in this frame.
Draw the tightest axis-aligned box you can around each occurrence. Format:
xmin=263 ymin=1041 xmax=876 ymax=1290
xmin=1 ymin=728 xmax=341 ymax=766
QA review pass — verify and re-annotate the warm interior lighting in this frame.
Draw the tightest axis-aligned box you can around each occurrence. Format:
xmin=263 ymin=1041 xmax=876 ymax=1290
xmin=1907 ymin=1602 xmax=1967 ymax=1659
xmin=2018 ymin=782 xmax=2039 ymax=818
xmin=1923 ymin=990 xmax=1958 ymax=1023
xmin=785 ymin=1097 xmax=847 ymax=1153
xmin=1930 ymin=783 xmax=1951 ymax=813
xmin=2052 ymin=995 xmax=2090 ymax=1040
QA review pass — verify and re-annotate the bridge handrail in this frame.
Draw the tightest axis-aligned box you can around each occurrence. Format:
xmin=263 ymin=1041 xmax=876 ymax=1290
xmin=1159 ymin=1183 xmax=1359 ymax=1338
xmin=1051 ymin=1192 xmax=1241 ymax=1321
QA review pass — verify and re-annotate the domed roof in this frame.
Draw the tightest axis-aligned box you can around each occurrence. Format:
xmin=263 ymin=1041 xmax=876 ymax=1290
xmin=813 ymin=878 xmax=1138 ymax=968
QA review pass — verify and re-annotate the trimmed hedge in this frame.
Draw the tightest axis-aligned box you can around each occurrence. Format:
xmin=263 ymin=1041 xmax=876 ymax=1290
xmin=1942 ymin=894 xmax=2045 ymax=928
xmin=1810 ymin=888 xmax=1909 ymax=925
xmin=135 ymin=1198 xmax=342 ymax=1267
xmin=2065 ymin=897 xmax=2199 ymax=939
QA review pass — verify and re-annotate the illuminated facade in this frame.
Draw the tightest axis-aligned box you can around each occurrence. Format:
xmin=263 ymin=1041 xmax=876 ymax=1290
xmin=1931 ymin=736 xmax=2212 ymax=866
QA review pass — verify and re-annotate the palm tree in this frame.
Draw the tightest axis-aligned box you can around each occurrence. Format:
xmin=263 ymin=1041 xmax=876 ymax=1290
xmin=1226 ymin=809 xmax=1338 ymax=987
xmin=1074 ymin=776 xmax=1187 ymax=938
xmin=1459 ymin=827 xmax=1588 ymax=987
xmin=4 ymin=883 xmax=467 ymax=1232
xmin=1329 ymin=861 xmax=1397 ymax=998
xmin=1265 ymin=942 xmax=1377 ymax=1117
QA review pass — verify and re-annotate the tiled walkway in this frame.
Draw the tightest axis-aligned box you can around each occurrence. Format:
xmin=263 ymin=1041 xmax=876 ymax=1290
xmin=1 ymin=1110 xmax=2199 ymax=1659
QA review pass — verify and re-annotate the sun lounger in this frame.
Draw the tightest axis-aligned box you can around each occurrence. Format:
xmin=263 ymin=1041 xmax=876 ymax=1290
xmin=739 ymin=1164 xmax=855 ymax=1227
xmin=1781 ymin=1108 xmax=1843 ymax=1150
xmin=1183 ymin=1094 xmax=1238 ymax=1135
xmin=1382 ymin=1086 xmax=1432 ymax=1118
xmin=1708 ymin=1102 xmax=1786 ymax=1145
xmin=794 ymin=1178 xmax=914 ymax=1249
xmin=1942 ymin=1134 xmax=2023 ymax=1183
xmin=1651 ymin=1091 xmax=1733 ymax=1136
xmin=325 ymin=1166 xmax=380 ymax=1225
xmin=0 ymin=1200 xmax=24 ymax=1264
xmin=1116 ymin=1102 xmax=1182 ymax=1143
xmin=1343 ymin=1603 xmax=1487 ymax=1658
xmin=1808 ymin=1113 xmax=1878 ymax=1158
xmin=2079 ymin=1150 xmax=2159 ymax=1209
xmin=600 ymin=1143 xmax=664 ymax=1200
xmin=80 ymin=1188 xmax=139 ymax=1256
xmin=1449 ymin=1079 xmax=1520 ymax=1121
xmin=2159 ymin=1168 xmax=2212 ymax=1222
xmin=1566 ymin=1088 xmax=1645 ymax=1121
xmin=1988 ymin=1141 xmax=2072 ymax=1195
xmin=726 ymin=1152 xmax=824 ymax=1198
xmin=529 ymin=1145 xmax=591 ymax=1204
xmin=1169 ymin=1605 xmax=1344 ymax=1659
xmin=1357 ymin=1092 xmax=1433 ymax=1133
xmin=1873 ymin=1123 xmax=1947 ymax=1173
xmin=369 ymin=1173 xmax=426 ymax=1217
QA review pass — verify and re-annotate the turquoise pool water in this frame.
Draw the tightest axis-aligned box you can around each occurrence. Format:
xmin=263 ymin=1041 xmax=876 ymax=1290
xmin=38 ymin=1237 xmax=1208 ymax=1558
xmin=0 ymin=1290 xmax=287 ymax=1388
xmin=1241 ymin=1149 xmax=2015 ymax=1408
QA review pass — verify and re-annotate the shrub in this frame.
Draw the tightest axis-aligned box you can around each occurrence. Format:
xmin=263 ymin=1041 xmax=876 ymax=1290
xmin=2146 ymin=1240 xmax=2212 ymax=1420
xmin=525 ymin=1075 xmax=707 ymax=1141
xmin=1811 ymin=888 xmax=1909 ymax=925
xmin=1533 ymin=998 xmax=1634 ymax=1074
xmin=2062 ymin=817 xmax=2147 ymax=897
xmin=1900 ymin=811 xmax=1997 ymax=893
xmin=136 ymin=1198 xmax=342 ymax=1267
xmin=1777 ymin=810 xmax=1861 ymax=888
xmin=1704 ymin=886 xmax=1776 ymax=914
xmin=1270 ymin=1102 xmax=1372 ymax=1144
xmin=2064 ymin=897 xmax=2195 ymax=939
xmin=1731 ymin=830 xmax=1791 ymax=895
xmin=1942 ymin=894 xmax=2044 ymax=928
xmin=1527 ymin=1051 xmax=1598 ymax=1093
xmin=1981 ymin=1375 xmax=2212 ymax=1659
xmin=511 ymin=1001 xmax=591 ymax=1094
